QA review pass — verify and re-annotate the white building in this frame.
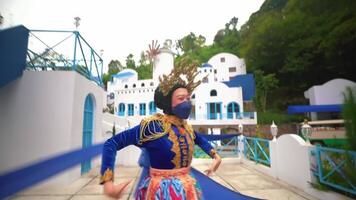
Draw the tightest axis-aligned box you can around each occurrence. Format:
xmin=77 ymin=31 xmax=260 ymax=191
xmin=288 ymin=78 xmax=356 ymax=120
xmin=107 ymin=46 xmax=257 ymax=133
xmin=305 ymin=79 xmax=356 ymax=120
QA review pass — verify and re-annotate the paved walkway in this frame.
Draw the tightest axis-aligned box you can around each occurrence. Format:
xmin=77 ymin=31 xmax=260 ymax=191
xmin=11 ymin=161 xmax=319 ymax=200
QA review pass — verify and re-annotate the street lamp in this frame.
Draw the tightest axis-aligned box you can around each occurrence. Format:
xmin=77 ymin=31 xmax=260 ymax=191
xmin=238 ymin=124 xmax=243 ymax=135
xmin=270 ymin=121 xmax=278 ymax=141
xmin=301 ymin=119 xmax=312 ymax=144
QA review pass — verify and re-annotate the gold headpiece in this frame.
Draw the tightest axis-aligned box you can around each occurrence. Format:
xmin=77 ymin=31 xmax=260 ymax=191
xmin=158 ymin=58 xmax=201 ymax=95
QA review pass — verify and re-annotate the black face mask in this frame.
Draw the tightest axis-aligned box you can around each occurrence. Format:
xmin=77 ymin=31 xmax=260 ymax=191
xmin=172 ymin=101 xmax=192 ymax=119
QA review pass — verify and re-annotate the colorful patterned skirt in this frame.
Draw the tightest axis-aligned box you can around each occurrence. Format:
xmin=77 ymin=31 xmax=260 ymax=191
xmin=136 ymin=167 xmax=203 ymax=200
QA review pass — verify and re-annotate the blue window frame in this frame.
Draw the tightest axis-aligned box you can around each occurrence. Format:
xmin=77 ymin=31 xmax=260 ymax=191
xmin=227 ymin=102 xmax=239 ymax=119
xmin=149 ymin=101 xmax=156 ymax=115
xmin=139 ymin=103 xmax=146 ymax=116
xmin=128 ymin=104 xmax=134 ymax=116
xmin=207 ymin=102 xmax=222 ymax=119
xmin=118 ymin=103 xmax=125 ymax=116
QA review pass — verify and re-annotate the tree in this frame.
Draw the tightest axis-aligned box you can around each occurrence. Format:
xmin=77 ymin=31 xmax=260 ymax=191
xmin=213 ymin=17 xmax=240 ymax=55
xmin=342 ymin=87 xmax=356 ymax=151
xmin=125 ymin=54 xmax=136 ymax=69
xmin=176 ymin=32 xmax=206 ymax=54
xmin=254 ymin=70 xmax=279 ymax=112
xmin=139 ymin=51 xmax=148 ymax=67
xmin=108 ymin=60 xmax=123 ymax=74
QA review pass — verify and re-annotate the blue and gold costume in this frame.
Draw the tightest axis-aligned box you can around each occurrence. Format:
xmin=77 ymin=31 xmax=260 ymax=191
xmin=100 ymin=61 xmax=260 ymax=200
xmin=100 ymin=114 xmax=216 ymax=199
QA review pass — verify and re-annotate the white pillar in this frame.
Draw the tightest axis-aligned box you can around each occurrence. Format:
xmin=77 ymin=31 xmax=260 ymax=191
xmin=238 ymin=135 xmax=245 ymax=163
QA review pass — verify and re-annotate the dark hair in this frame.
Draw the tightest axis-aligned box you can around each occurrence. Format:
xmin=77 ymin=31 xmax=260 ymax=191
xmin=154 ymin=84 xmax=187 ymax=114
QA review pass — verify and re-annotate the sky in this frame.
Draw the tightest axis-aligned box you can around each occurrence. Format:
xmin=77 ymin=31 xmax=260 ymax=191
xmin=0 ymin=0 xmax=264 ymax=72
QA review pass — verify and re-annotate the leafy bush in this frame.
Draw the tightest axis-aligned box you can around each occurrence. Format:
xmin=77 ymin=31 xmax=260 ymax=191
xmin=257 ymin=110 xmax=304 ymax=124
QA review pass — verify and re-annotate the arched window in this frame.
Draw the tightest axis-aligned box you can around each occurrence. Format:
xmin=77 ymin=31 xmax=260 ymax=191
xmin=149 ymin=101 xmax=156 ymax=115
xmin=118 ymin=103 xmax=125 ymax=116
xmin=210 ymin=89 xmax=217 ymax=96
xmin=227 ymin=102 xmax=239 ymax=119
xmin=191 ymin=94 xmax=195 ymax=99
xmin=141 ymin=83 xmax=145 ymax=87
xmin=133 ymin=84 xmax=136 ymax=88
xmin=124 ymin=84 xmax=128 ymax=89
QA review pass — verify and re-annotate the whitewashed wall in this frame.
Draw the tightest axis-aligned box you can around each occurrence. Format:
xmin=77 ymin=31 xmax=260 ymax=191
xmin=0 ymin=71 xmax=105 ymax=186
xmin=208 ymin=52 xmax=246 ymax=82
xmin=194 ymin=82 xmax=243 ymax=119
xmin=304 ymin=78 xmax=356 ymax=105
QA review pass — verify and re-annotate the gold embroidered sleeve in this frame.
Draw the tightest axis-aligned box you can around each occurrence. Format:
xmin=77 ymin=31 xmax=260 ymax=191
xmin=100 ymin=168 xmax=114 ymax=185
xmin=138 ymin=114 xmax=169 ymax=144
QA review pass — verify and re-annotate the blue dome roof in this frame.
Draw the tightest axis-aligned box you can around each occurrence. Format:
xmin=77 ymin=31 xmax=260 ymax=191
xmin=201 ymin=63 xmax=213 ymax=68
xmin=112 ymin=70 xmax=135 ymax=78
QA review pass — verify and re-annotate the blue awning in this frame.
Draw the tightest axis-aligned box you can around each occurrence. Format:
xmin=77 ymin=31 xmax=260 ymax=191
xmin=287 ymin=104 xmax=342 ymax=114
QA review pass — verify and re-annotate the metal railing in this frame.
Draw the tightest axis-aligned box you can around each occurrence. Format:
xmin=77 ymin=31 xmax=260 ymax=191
xmin=313 ymin=146 xmax=356 ymax=195
xmin=189 ymin=112 xmax=256 ymax=120
xmin=26 ymin=30 xmax=104 ymax=87
xmin=194 ymin=135 xmax=239 ymax=158
xmin=244 ymin=137 xmax=270 ymax=166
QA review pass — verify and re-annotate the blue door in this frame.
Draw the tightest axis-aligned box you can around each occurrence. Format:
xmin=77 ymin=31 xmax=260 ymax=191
xmin=81 ymin=95 xmax=94 ymax=174
xmin=227 ymin=102 xmax=239 ymax=119
xmin=207 ymin=102 xmax=222 ymax=119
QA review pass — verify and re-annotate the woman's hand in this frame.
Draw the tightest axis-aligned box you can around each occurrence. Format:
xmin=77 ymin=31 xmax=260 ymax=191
xmin=103 ymin=180 xmax=132 ymax=199
xmin=204 ymin=154 xmax=222 ymax=176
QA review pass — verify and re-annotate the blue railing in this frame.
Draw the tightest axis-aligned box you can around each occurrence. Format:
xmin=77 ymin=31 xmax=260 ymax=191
xmin=209 ymin=136 xmax=239 ymax=157
xmin=189 ymin=112 xmax=256 ymax=121
xmin=26 ymin=30 xmax=104 ymax=87
xmin=244 ymin=137 xmax=270 ymax=166
xmin=194 ymin=134 xmax=239 ymax=158
xmin=313 ymin=146 xmax=356 ymax=195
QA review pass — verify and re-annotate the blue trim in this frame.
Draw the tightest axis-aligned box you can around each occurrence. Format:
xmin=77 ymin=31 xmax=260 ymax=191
xmin=222 ymin=74 xmax=255 ymax=101
xmin=287 ymin=104 xmax=342 ymax=114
